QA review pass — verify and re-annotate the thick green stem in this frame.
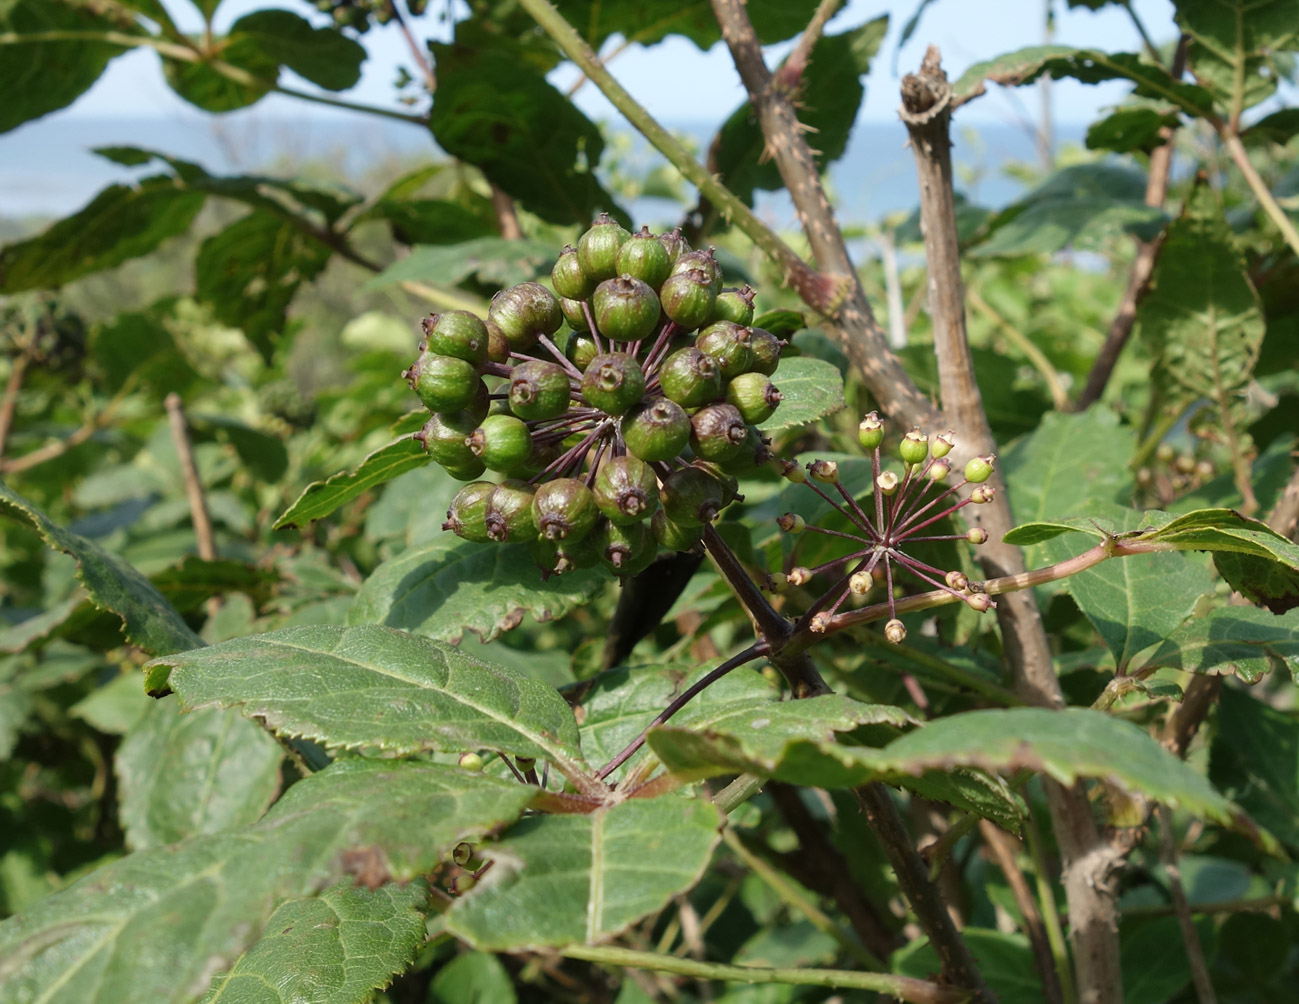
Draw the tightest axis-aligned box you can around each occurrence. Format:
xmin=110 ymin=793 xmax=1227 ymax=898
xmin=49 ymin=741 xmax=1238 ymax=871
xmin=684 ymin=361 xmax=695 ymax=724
xmin=562 ymin=944 xmax=972 ymax=1003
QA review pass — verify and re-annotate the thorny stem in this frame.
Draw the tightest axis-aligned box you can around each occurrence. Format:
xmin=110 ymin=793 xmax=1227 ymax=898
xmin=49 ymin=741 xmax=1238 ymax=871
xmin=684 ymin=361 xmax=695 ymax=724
xmin=561 ymin=944 xmax=972 ymax=1003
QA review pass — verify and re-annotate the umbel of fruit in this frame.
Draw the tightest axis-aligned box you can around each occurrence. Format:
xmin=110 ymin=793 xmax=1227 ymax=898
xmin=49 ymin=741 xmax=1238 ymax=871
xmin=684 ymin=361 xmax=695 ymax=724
xmin=406 ymin=218 xmax=792 ymax=578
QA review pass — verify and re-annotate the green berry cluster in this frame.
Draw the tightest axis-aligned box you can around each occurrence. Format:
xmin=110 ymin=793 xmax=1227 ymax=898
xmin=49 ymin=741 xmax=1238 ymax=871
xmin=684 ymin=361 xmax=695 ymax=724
xmin=311 ymin=0 xmax=427 ymax=32
xmin=407 ymin=216 xmax=786 ymax=577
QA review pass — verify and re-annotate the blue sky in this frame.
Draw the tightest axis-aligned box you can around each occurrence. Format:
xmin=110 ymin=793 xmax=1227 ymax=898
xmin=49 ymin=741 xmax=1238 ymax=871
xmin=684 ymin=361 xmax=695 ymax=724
xmin=68 ymin=0 xmax=1179 ymax=125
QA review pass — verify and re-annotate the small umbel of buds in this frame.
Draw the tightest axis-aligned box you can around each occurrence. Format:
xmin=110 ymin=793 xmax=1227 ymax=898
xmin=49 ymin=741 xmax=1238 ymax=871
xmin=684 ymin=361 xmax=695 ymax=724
xmin=768 ymin=420 xmax=1001 ymax=643
xmin=406 ymin=220 xmax=790 ymax=578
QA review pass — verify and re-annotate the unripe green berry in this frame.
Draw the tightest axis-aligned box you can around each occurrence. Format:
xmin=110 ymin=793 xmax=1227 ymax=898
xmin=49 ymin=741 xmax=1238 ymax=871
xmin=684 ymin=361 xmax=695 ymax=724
xmin=467 ymin=414 xmax=533 ymax=473
xmin=509 ymin=360 xmax=572 ymax=421
xmin=746 ymin=326 xmax=783 ymax=376
xmin=858 ymin=412 xmax=885 ymax=450
xmin=689 ymin=403 xmax=749 ymax=463
xmin=670 ymin=249 xmax=723 ymax=293
xmin=595 ymin=519 xmax=656 ymax=575
xmin=577 ymin=213 xmax=631 ymax=282
xmin=707 ymin=286 xmax=756 ymax=326
xmin=532 ymin=477 xmax=600 ymax=542
xmin=725 ymin=371 xmax=781 ymax=424
xmin=552 ymin=245 xmax=595 ymax=301
xmin=622 ymin=397 xmax=691 ymax=462
xmin=458 ymin=753 xmax=484 ymax=773
xmin=565 ymin=331 xmax=599 ymax=369
xmin=659 ymin=347 xmax=722 ymax=408
xmin=929 ymin=459 xmax=952 ymax=482
xmin=650 ymin=508 xmax=704 ymax=552
xmin=767 ymin=572 xmax=789 ymax=593
xmin=593 ymin=275 xmax=661 ymax=342
xmin=966 ymin=592 xmax=993 ymax=612
xmin=689 ymin=461 xmax=741 ymax=506
xmin=778 ymin=512 xmax=806 ymax=533
xmin=657 ymin=227 xmax=691 ymax=267
xmin=622 ymin=398 xmax=691 ymax=462
xmin=443 ymin=481 xmax=495 ymax=542
xmin=485 ymin=479 xmax=538 ymax=542
xmin=560 ymin=296 xmax=590 ymax=332
xmin=696 ymin=322 xmax=755 ymax=380
xmin=407 ymin=352 xmax=482 ymax=413
xmin=452 ymin=841 xmax=474 ymax=865
xmin=931 ymin=431 xmax=955 ymax=459
xmin=659 ymin=465 xmax=726 ymax=526
xmin=970 ymin=485 xmax=996 ymax=504
xmin=488 ymin=282 xmax=562 ymax=351
xmin=530 ymin=534 xmax=597 ymax=575
xmin=615 ymin=226 xmax=672 ymax=289
xmin=899 ymin=428 xmax=929 ymax=466
xmin=593 ymin=454 xmax=659 ymax=525
xmin=967 ymin=527 xmax=989 ymax=544
xmin=808 ymin=459 xmax=839 ymax=484
xmin=778 ymin=458 xmax=807 ymax=484
xmin=964 ymin=454 xmax=996 ymax=483
xmin=582 ymin=352 xmax=646 ymax=415
xmin=485 ymin=318 xmax=510 ymax=363
xmin=658 ymin=269 xmax=717 ymax=330
xmin=422 ymin=311 xmax=489 ymax=364
xmin=416 ymin=411 xmax=481 ymax=471
xmin=449 ymin=873 xmax=477 ymax=895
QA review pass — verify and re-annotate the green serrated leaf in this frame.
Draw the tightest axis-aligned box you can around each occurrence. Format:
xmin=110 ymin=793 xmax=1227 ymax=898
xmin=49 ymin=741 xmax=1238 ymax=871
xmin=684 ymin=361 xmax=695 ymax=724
xmin=349 ymin=534 xmax=608 ymax=645
xmin=758 ymin=357 xmax=846 ymax=433
xmin=142 ymin=624 xmax=594 ymax=789
xmin=1145 ymin=607 xmax=1299 ymax=682
xmin=0 ymin=0 xmax=127 ymax=134
xmin=201 ymin=879 xmax=429 ymax=1004
xmin=1211 ymin=687 xmax=1299 ymax=851
xmin=0 ymin=480 xmax=201 ymax=656
xmin=1176 ymin=0 xmax=1299 ymax=116
xmin=429 ymin=44 xmax=622 ymax=225
xmin=953 ymin=46 xmax=1214 ymax=117
xmin=1042 ymin=506 xmax=1214 ymax=670
xmin=275 ymin=436 xmax=431 ymax=529
xmin=1086 ymin=107 xmax=1182 ymax=153
xmin=0 ymin=759 xmax=534 ymax=1004
xmin=713 ymin=18 xmax=887 ymax=204
xmin=117 ymin=697 xmax=282 ymax=850
xmin=651 ymin=708 xmax=1242 ymax=830
xmin=0 ymin=179 xmax=205 ymax=293
xmin=428 ymin=952 xmax=517 ymax=1004
xmin=365 ymin=198 xmax=498 ymax=247
xmin=445 ymin=798 xmax=721 ymax=950
xmin=196 ymin=210 xmax=334 ymax=360
xmin=362 ymin=237 xmax=556 ymax=292
xmin=1135 ymin=184 xmax=1263 ymax=434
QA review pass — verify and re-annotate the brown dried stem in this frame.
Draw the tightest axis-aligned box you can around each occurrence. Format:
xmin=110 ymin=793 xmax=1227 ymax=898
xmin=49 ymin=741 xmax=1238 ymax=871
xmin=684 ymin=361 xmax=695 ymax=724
xmin=1156 ymin=804 xmax=1218 ymax=1004
xmin=0 ymin=351 xmax=30 ymax=460
xmin=164 ymin=394 xmax=217 ymax=562
xmin=899 ymin=46 xmax=1120 ymax=1004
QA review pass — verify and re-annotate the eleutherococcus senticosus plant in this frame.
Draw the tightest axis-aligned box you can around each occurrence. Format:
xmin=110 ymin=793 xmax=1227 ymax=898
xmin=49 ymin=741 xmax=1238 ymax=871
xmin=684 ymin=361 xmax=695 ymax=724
xmin=405 ymin=216 xmax=786 ymax=577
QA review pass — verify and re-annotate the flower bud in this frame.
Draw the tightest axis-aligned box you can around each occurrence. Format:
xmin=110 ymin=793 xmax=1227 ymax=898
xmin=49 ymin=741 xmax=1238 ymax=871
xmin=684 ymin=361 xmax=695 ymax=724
xmin=808 ymin=459 xmax=839 ymax=484
xmin=508 ymin=360 xmax=572 ymax=421
xmin=884 ymin=619 xmax=907 ymax=644
xmin=777 ymin=512 xmax=806 ymax=533
xmin=966 ymin=527 xmax=989 ymax=544
xmin=592 ymin=275 xmax=661 ymax=342
xmin=966 ymin=592 xmax=993 ymax=612
xmin=622 ymin=397 xmax=691 ymax=462
xmin=593 ymin=455 xmax=659 ymax=525
xmin=787 ymin=566 xmax=813 ymax=587
xmin=690 ymin=403 xmax=749 ymax=463
xmin=532 ymin=477 xmax=600 ymax=542
xmin=484 ymin=479 xmax=538 ymax=542
xmin=964 ymin=454 xmax=996 ymax=483
xmin=458 ymin=753 xmax=483 ymax=773
xmin=725 ymin=371 xmax=781 ymax=424
xmin=488 ymin=282 xmax=562 ymax=351
xmin=582 ymin=352 xmax=646 ymax=415
xmin=576 ymin=213 xmax=631 ymax=282
xmin=849 ymin=570 xmax=873 ymax=595
xmin=931 ymin=430 xmax=955 ymax=459
xmin=970 ymin=485 xmax=996 ymax=504
xmin=945 ymin=570 xmax=968 ymax=591
xmin=467 ymin=414 xmax=533 ymax=473
xmin=876 ymin=470 xmax=899 ymax=495
xmin=659 ymin=347 xmax=722 ymax=408
xmin=615 ymin=226 xmax=672 ymax=289
xmin=899 ymin=428 xmax=929 ymax=466
xmin=423 ymin=310 xmax=489 ymax=365
xmin=858 ymin=412 xmax=884 ymax=450
xmin=443 ymin=481 xmax=495 ymax=543
xmin=552 ymin=244 xmax=595 ymax=300
xmin=810 ymin=612 xmax=832 ymax=633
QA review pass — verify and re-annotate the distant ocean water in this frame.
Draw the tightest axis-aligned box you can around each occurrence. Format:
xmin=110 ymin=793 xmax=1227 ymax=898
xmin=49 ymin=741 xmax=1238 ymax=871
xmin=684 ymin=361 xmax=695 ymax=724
xmin=0 ymin=106 xmax=1084 ymax=229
